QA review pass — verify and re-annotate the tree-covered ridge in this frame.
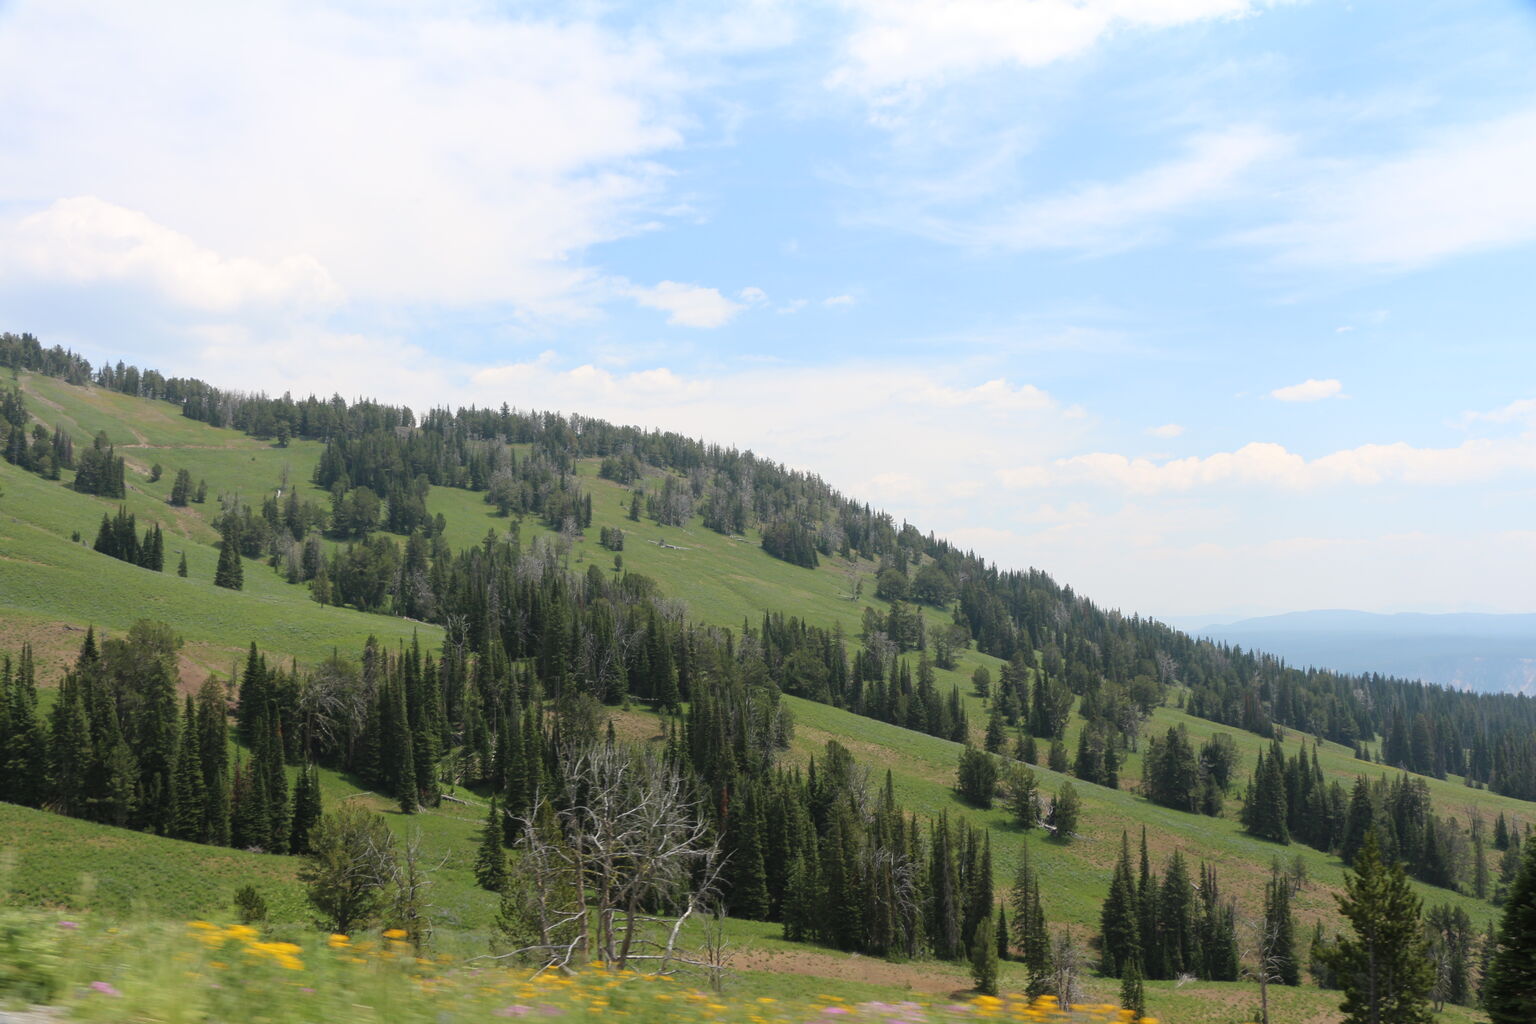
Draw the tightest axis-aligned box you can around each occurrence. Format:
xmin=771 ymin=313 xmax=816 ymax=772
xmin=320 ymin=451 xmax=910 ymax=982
xmin=10 ymin=329 xmax=1536 ymax=805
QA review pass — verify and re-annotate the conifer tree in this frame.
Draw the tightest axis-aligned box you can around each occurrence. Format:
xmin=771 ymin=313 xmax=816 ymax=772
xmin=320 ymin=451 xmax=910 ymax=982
xmin=984 ymin=702 xmax=1007 ymax=753
xmin=196 ymin=678 xmax=231 ymax=846
xmin=389 ymin=679 xmax=419 ymax=813
xmin=1197 ymin=862 xmax=1239 ymax=981
xmin=1340 ymin=777 xmax=1376 ymax=866
xmin=971 ymin=912 xmax=999 ymax=995
xmin=99 ymin=738 xmax=138 ymax=827
xmin=177 ymin=550 xmax=188 ymax=577
xmin=290 ymin=763 xmax=323 ymax=854
xmin=957 ymin=743 xmax=998 ymax=808
xmin=1320 ymin=831 xmax=1433 ymax=1024
xmin=170 ymin=696 xmax=207 ymax=841
xmin=1049 ymin=780 xmax=1080 ymax=841
xmin=170 ymin=468 xmax=192 ymax=506
xmin=47 ymin=672 xmax=91 ymax=816
xmin=929 ymin=813 xmax=963 ymax=960
xmin=1047 ymin=738 xmax=1068 ymax=772
xmin=1100 ymin=831 xmax=1141 ymax=977
xmin=1120 ymin=957 xmax=1146 ymax=1018
xmin=214 ymin=520 xmax=243 ymax=589
xmin=474 ymin=797 xmax=509 ymax=892
xmin=1 ymin=647 xmax=48 ymax=806
xmin=728 ymin=788 xmax=771 ymax=920
xmin=1485 ymin=835 xmax=1536 ymax=1023
xmin=1264 ymin=869 xmax=1299 ymax=986
xmin=1137 ymin=827 xmax=1160 ymax=978
xmin=261 ymin=704 xmax=291 ymax=853
xmin=1243 ymin=741 xmax=1290 ymax=844
xmin=230 ymin=755 xmax=267 ymax=850
xmin=1158 ymin=851 xmax=1196 ymax=979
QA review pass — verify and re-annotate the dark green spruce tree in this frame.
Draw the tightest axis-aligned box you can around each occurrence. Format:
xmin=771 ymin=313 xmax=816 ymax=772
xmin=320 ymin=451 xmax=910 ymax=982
xmin=1320 ymin=831 xmax=1433 ymax=1024
xmin=169 ymin=697 xmax=207 ymax=841
xmin=1242 ymin=740 xmax=1290 ymax=844
xmin=474 ymin=796 xmax=509 ymax=892
xmin=47 ymin=670 xmax=92 ymax=816
xmin=214 ymin=519 xmax=243 ymax=590
xmin=290 ymin=763 xmax=323 ymax=855
xmin=1485 ymin=834 xmax=1536 ymax=1024
xmin=970 ymin=911 xmax=999 ymax=996
xmin=196 ymin=678 xmax=231 ymax=846
xmin=1100 ymin=831 xmax=1141 ymax=977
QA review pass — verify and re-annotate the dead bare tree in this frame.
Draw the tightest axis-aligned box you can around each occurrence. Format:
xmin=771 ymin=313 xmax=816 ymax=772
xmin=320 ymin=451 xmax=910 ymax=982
xmin=493 ymin=743 xmax=724 ymax=977
xmin=1239 ymin=910 xmax=1289 ymax=1024
xmin=1050 ymin=930 xmax=1088 ymax=1011
xmin=387 ymin=826 xmax=449 ymax=953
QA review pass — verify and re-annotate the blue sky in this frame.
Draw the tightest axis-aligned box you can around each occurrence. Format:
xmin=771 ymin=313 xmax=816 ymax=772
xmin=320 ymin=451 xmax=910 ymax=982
xmin=2 ymin=0 xmax=1534 ymax=621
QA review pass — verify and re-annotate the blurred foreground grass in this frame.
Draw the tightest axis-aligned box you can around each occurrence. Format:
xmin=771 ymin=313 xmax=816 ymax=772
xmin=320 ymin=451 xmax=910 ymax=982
xmin=0 ymin=908 xmax=1161 ymax=1024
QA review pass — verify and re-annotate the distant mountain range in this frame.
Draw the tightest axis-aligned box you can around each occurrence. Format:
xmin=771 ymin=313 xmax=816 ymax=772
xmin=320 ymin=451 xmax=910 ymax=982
xmin=1192 ymin=610 xmax=1536 ymax=694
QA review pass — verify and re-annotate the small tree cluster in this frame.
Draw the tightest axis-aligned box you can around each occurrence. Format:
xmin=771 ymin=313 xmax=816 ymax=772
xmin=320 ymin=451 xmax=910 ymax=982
xmin=92 ymin=507 xmax=164 ymax=571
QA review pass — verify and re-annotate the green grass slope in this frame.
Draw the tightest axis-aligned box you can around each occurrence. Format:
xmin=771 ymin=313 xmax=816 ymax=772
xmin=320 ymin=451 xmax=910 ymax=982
xmin=2 ymin=372 xmax=436 ymax=678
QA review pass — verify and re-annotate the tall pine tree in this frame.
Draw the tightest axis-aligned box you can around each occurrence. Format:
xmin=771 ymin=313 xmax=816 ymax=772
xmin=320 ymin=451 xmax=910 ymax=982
xmin=1321 ymin=831 xmax=1433 ymax=1024
xmin=1485 ymin=834 xmax=1536 ymax=1024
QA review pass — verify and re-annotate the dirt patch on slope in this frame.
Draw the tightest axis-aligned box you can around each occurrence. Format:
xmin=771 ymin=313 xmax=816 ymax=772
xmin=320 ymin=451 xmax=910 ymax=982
xmin=731 ymin=948 xmax=968 ymax=997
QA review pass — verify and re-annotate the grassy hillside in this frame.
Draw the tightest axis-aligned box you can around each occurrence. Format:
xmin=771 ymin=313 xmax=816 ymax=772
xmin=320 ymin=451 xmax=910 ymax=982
xmin=1 ymin=372 xmax=437 ymax=680
xmin=0 ymin=373 xmax=1521 ymax=1023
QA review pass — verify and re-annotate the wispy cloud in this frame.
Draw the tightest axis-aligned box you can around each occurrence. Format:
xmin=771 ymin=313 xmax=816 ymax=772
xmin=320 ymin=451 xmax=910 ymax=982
xmin=1463 ymin=397 xmax=1536 ymax=427
xmin=1146 ymin=423 xmax=1184 ymax=438
xmin=1242 ymin=106 xmax=1536 ymax=269
xmin=1270 ymin=378 xmax=1343 ymax=402
xmin=829 ymin=0 xmax=1259 ymax=103
xmin=911 ymin=126 xmax=1286 ymax=252
xmin=998 ymin=436 xmax=1536 ymax=494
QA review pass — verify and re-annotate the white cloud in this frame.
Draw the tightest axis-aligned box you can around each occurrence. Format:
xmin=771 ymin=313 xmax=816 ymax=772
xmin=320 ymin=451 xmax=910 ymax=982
xmin=739 ymin=286 xmax=769 ymax=305
xmin=776 ymin=299 xmax=809 ymax=314
xmin=998 ymin=436 xmax=1536 ymax=494
xmin=823 ymin=294 xmax=857 ymax=306
xmin=1464 ymin=397 xmax=1536 ymax=426
xmin=1242 ymin=106 xmax=1536 ymax=269
xmin=626 ymin=280 xmax=745 ymax=328
xmin=3 ymin=197 xmax=340 ymax=313
xmin=829 ymin=0 xmax=1258 ymax=101
xmin=918 ymin=126 xmax=1286 ymax=251
xmin=0 ymin=2 xmax=687 ymax=314
xmin=1270 ymin=378 xmax=1342 ymax=402
xmin=1147 ymin=423 xmax=1184 ymax=438
xmin=915 ymin=378 xmax=1060 ymax=412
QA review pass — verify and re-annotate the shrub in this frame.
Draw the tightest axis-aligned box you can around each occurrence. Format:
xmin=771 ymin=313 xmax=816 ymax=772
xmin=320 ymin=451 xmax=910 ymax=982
xmin=233 ymin=885 xmax=268 ymax=925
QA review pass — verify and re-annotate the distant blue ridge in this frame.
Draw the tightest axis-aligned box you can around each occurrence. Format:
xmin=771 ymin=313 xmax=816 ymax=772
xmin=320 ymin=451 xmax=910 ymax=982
xmin=1191 ymin=610 xmax=1536 ymax=695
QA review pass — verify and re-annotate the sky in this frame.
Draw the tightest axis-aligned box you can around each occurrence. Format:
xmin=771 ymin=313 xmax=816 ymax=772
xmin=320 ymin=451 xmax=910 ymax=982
xmin=2 ymin=0 xmax=1534 ymax=623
